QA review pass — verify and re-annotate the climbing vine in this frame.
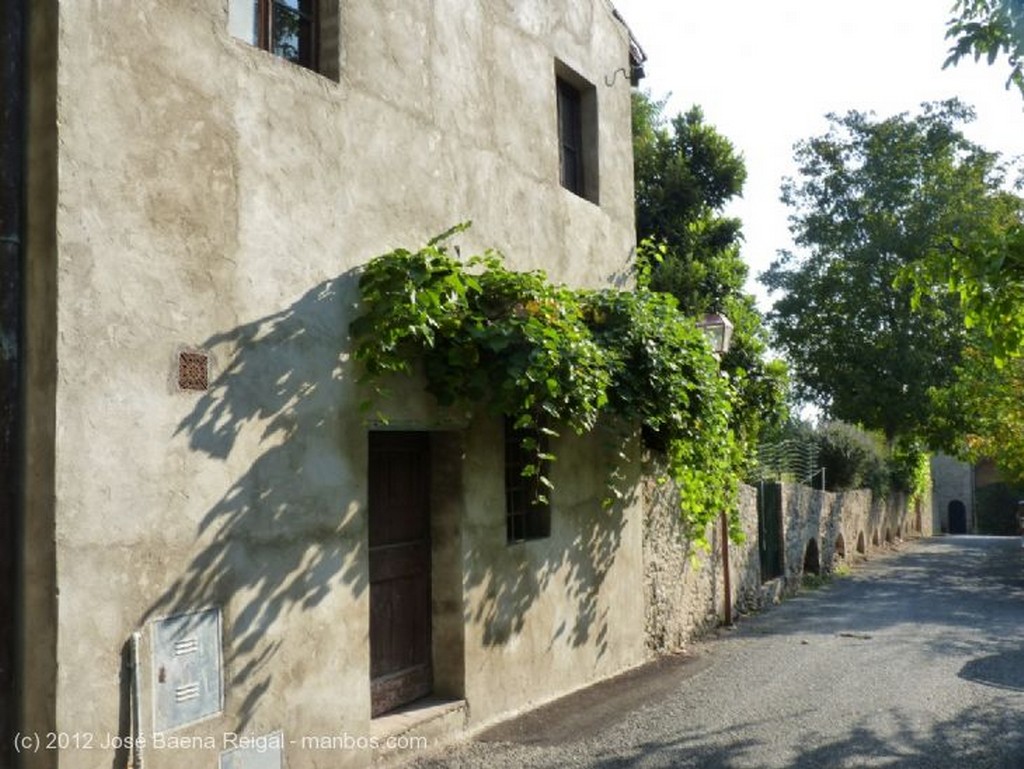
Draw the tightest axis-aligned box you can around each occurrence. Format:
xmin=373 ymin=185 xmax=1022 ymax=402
xmin=350 ymin=224 xmax=744 ymax=545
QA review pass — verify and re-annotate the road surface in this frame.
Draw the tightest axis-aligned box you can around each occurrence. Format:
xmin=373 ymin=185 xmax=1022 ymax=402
xmin=411 ymin=536 xmax=1024 ymax=768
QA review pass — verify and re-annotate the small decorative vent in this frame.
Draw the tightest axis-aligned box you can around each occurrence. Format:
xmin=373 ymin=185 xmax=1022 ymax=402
xmin=178 ymin=351 xmax=208 ymax=391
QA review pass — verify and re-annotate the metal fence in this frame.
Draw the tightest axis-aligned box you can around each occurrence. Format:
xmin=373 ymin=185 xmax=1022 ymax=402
xmin=749 ymin=438 xmax=825 ymax=490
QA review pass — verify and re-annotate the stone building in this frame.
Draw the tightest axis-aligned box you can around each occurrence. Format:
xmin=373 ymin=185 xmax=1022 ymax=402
xmin=931 ymin=453 xmax=974 ymax=534
xmin=8 ymin=2 xmax=647 ymax=767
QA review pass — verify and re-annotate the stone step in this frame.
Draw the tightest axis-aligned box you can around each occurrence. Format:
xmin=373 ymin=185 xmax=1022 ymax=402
xmin=370 ymin=697 xmax=467 ymax=766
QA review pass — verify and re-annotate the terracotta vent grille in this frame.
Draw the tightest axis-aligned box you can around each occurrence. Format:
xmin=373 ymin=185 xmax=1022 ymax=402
xmin=178 ymin=351 xmax=209 ymax=391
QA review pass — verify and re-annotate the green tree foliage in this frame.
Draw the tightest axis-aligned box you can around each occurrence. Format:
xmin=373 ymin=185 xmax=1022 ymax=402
xmin=761 ymin=100 xmax=1010 ymax=442
xmin=632 ymin=91 xmax=788 ymax=453
xmin=905 ymin=3 xmax=1024 ymax=367
xmin=927 ymin=348 xmax=1024 ymax=484
xmin=632 ymin=92 xmax=747 ymax=312
xmin=945 ymin=0 xmax=1024 ymax=98
xmin=902 ymin=192 xmax=1024 ymax=365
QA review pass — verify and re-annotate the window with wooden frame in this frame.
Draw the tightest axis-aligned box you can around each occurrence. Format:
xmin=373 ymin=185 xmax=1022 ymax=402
xmin=504 ymin=417 xmax=552 ymax=544
xmin=555 ymin=63 xmax=599 ymax=203
xmin=229 ymin=0 xmax=337 ymax=76
xmin=557 ymin=78 xmax=584 ymax=196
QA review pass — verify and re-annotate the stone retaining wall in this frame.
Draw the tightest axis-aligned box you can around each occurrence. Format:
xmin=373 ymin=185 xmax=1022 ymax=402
xmin=644 ymin=476 xmax=932 ymax=654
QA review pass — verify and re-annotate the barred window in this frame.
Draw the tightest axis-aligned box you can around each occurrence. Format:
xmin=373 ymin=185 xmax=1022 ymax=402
xmin=505 ymin=417 xmax=552 ymax=544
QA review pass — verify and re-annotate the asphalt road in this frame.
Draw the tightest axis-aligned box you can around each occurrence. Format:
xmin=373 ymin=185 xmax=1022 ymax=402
xmin=410 ymin=536 xmax=1024 ymax=768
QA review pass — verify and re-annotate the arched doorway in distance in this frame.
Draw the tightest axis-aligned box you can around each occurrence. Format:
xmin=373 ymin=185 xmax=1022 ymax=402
xmin=948 ymin=500 xmax=968 ymax=535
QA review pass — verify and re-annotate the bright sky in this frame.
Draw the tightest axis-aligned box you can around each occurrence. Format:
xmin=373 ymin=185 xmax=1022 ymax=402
xmin=613 ymin=0 xmax=1024 ymax=310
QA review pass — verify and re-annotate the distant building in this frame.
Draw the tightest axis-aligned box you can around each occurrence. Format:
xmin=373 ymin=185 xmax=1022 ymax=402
xmin=931 ymin=453 xmax=974 ymax=534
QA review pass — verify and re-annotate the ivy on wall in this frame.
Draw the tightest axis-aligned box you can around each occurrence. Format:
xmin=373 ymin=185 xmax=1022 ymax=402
xmin=349 ymin=224 xmax=744 ymax=546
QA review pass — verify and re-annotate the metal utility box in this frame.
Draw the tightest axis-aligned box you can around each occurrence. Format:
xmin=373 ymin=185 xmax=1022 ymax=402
xmin=151 ymin=608 xmax=223 ymax=732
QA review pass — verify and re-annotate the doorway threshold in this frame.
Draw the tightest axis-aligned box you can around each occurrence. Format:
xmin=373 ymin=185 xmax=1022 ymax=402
xmin=371 ymin=697 xmax=467 ymax=765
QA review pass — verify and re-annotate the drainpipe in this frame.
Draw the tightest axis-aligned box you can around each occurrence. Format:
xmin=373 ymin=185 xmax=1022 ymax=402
xmin=721 ymin=512 xmax=732 ymax=626
xmin=130 ymin=632 xmax=144 ymax=769
xmin=0 ymin=0 xmax=27 ymax=764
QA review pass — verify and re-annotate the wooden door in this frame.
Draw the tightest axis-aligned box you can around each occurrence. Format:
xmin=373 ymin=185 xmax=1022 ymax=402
xmin=368 ymin=431 xmax=432 ymax=717
xmin=758 ymin=481 xmax=784 ymax=582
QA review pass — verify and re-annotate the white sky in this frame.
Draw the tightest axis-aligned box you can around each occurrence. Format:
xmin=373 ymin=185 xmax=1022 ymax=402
xmin=612 ymin=0 xmax=1024 ymax=310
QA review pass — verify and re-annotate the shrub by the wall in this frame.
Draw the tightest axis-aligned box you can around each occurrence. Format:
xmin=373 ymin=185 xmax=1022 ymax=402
xmin=816 ymin=422 xmax=889 ymax=494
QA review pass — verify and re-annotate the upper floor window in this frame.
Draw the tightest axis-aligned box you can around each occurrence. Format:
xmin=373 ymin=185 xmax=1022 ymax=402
xmin=557 ymin=78 xmax=584 ymax=196
xmin=555 ymin=63 xmax=599 ymax=204
xmin=229 ymin=0 xmax=322 ymax=73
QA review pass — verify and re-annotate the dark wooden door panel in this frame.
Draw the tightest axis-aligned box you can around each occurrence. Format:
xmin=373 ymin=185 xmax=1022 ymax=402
xmin=758 ymin=481 xmax=784 ymax=582
xmin=368 ymin=431 xmax=432 ymax=717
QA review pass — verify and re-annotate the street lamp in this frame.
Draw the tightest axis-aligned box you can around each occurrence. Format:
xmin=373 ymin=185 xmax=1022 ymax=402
xmin=697 ymin=312 xmax=734 ymax=356
xmin=696 ymin=312 xmax=735 ymax=626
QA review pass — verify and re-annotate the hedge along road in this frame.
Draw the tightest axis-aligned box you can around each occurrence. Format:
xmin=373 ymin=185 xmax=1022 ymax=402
xmin=411 ymin=537 xmax=1024 ymax=769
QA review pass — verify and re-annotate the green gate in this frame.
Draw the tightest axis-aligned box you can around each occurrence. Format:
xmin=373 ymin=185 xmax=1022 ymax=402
xmin=758 ymin=481 xmax=784 ymax=582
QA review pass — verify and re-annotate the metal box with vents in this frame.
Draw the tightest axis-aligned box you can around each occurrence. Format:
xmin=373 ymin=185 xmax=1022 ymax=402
xmin=152 ymin=608 xmax=223 ymax=732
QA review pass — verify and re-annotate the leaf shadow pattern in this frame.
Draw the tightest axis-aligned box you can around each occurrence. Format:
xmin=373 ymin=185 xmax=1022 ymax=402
xmin=143 ymin=272 xmax=368 ymax=731
xmin=413 ymin=699 xmax=1024 ymax=769
xmin=642 ymin=500 xmax=713 ymax=650
xmin=411 ymin=539 xmax=1024 ymax=769
xmin=581 ymin=701 xmax=1024 ymax=769
xmin=732 ymin=538 xmax=1024 ymax=661
xmin=462 ymin=424 xmax=637 ymax=663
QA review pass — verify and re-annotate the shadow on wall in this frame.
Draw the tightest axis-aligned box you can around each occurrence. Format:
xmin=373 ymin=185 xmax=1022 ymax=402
xmin=143 ymin=271 xmax=366 ymax=730
xmin=462 ymin=427 xmax=636 ymax=661
xmin=641 ymin=467 xmax=723 ymax=653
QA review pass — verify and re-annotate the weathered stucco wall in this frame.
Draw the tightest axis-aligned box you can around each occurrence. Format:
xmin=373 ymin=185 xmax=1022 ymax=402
xmin=931 ymin=453 xmax=974 ymax=534
xmin=644 ymin=480 xmax=929 ymax=655
xmin=36 ymin=2 xmax=640 ymax=768
xmin=460 ymin=420 xmax=645 ymax=727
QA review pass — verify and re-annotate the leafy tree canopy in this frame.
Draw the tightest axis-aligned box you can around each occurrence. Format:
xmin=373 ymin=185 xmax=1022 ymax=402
xmin=901 ymin=188 xmax=1024 ymax=365
xmin=928 ymin=348 xmax=1024 ymax=484
xmin=632 ymin=92 xmax=748 ymax=313
xmin=761 ymin=100 xmax=1011 ymax=442
xmin=937 ymin=4 xmax=1024 ymax=365
xmin=632 ymin=91 xmax=788 ymax=453
xmin=945 ymin=0 xmax=1024 ymax=98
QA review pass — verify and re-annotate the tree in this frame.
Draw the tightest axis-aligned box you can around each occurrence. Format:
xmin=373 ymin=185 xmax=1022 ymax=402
xmin=945 ymin=0 xmax=1024 ymax=99
xmin=928 ymin=348 xmax=1024 ymax=483
xmin=761 ymin=100 xmax=1011 ymax=442
xmin=632 ymin=92 xmax=787 ymax=459
xmin=901 ymin=189 xmax=1024 ymax=364
xmin=932 ymin=1 xmax=1024 ymax=362
xmin=632 ymin=92 xmax=747 ymax=313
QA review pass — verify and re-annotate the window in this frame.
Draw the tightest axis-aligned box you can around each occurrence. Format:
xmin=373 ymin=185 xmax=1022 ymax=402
xmin=230 ymin=0 xmax=332 ymax=74
xmin=554 ymin=63 xmax=599 ymax=203
xmin=557 ymin=78 xmax=584 ymax=196
xmin=505 ymin=418 xmax=552 ymax=544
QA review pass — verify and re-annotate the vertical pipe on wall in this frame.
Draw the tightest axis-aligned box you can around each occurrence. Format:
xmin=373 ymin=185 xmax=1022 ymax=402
xmin=0 ymin=0 xmax=27 ymax=763
xmin=130 ymin=632 xmax=144 ymax=769
xmin=720 ymin=512 xmax=732 ymax=626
